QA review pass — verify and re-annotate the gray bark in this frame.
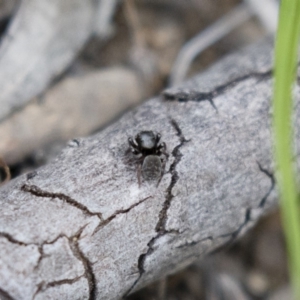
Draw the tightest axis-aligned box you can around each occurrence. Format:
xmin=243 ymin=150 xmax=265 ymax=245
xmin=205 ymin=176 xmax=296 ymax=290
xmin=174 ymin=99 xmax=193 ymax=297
xmin=0 ymin=67 xmax=146 ymax=165
xmin=0 ymin=39 xmax=283 ymax=299
xmin=0 ymin=0 xmax=107 ymax=122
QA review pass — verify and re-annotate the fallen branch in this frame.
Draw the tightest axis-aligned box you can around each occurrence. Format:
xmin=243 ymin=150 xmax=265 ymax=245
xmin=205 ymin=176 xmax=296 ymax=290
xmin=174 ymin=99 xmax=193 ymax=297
xmin=0 ymin=67 xmax=146 ymax=165
xmin=0 ymin=0 xmax=117 ymax=122
xmin=0 ymin=39 xmax=283 ymax=299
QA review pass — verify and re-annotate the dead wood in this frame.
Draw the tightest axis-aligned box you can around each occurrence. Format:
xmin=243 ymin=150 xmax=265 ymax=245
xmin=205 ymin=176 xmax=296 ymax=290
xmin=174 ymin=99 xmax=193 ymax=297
xmin=0 ymin=0 xmax=115 ymax=122
xmin=0 ymin=39 xmax=286 ymax=299
xmin=0 ymin=67 xmax=145 ymax=165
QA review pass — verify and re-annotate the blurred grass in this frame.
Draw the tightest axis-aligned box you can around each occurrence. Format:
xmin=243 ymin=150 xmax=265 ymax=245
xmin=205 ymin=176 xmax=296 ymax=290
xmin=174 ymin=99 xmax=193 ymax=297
xmin=273 ymin=0 xmax=300 ymax=299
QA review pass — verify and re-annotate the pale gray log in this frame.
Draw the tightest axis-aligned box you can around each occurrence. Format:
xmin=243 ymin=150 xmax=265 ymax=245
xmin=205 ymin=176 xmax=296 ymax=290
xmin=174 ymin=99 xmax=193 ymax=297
xmin=0 ymin=0 xmax=96 ymax=121
xmin=0 ymin=67 xmax=145 ymax=165
xmin=0 ymin=39 xmax=283 ymax=299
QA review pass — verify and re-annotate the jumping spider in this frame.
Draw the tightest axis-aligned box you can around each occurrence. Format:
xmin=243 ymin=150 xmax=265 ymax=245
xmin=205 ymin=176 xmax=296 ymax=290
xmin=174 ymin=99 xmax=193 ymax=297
xmin=128 ymin=131 xmax=168 ymax=185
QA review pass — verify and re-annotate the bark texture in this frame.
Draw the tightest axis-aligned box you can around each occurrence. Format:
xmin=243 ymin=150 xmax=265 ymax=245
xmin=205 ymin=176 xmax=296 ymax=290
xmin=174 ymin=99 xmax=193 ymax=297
xmin=0 ymin=39 xmax=287 ymax=299
xmin=0 ymin=0 xmax=97 ymax=121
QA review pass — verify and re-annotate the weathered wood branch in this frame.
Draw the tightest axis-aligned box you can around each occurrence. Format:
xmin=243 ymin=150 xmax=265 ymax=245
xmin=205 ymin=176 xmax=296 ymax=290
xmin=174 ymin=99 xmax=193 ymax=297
xmin=0 ymin=0 xmax=116 ymax=122
xmin=0 ymin=39 xmax=287 ymax=299
xmin=0 ymin=67 xmax=146 ymax=165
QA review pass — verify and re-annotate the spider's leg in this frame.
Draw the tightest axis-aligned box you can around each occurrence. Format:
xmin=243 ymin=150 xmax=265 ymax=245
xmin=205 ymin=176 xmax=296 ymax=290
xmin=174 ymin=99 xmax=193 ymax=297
xmin=128 ymin=137 xmax=140 ymax=154
xmin=137 ymin=159 xmax=142 ymax=187
xmin=157 ymin=141 xmax=166 ymax=151
xmin=128 ymin=137 xmax=137 ymax=148
xmin=157 ymin=142 xmax=168 ymax=159
xmin=155 ymin=133 xmax=161 ymax=145
xmin=132 ymin=149 xmax=139 ymax=155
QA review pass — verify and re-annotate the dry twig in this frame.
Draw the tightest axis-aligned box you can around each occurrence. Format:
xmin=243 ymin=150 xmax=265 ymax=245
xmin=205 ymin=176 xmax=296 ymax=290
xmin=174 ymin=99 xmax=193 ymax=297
xmin=0 ymin=39 xmax=283 ymax=299
xmin=0 ymin=0 xmax=119 ymax=122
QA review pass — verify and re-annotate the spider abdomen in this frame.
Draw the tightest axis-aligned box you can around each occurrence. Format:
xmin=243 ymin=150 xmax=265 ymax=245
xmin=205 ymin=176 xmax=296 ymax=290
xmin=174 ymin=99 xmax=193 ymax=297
xmin=142 ymin=155 xmax=162 ymax=181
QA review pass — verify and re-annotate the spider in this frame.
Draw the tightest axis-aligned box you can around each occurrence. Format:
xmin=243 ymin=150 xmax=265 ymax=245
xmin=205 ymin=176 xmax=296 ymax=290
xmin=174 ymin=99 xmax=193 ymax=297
xmin=128 ymin=131 xmax=168 ymax=185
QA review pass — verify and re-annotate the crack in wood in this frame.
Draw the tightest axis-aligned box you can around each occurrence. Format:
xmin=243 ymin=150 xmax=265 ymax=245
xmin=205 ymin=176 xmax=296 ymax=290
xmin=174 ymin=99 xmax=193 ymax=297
xmin=31 ymin=226 xmax=93 ymax=299
xmin=212 ymin=164 xmax=275 ymax=253
xmin=164 ymin=89 xmax=218 ymax=111
xmin=46 ymin=276 xmax=84 ymax=288
xmin=92 ymin=196 xmax=153 ymax=235
xmin=211 ymin=161 xmax=276 ymax=255
xmin=0 ymin=226 xmax=95 ymax=299
xmin=211 ymin=208 xmax=252 ymax=255
xmin=222 ymin=162 xmax=275 ymax=241
xmin=33 ymin=231 xmax=87 ymax=271
xmin=20 ymin=185 xmax=155 ymax=299
xmin=163 ymin=70 xmax=272 ymax=110
xmin=177 ymin=168 xmax=274 ymax=253
xmin=66 ymin=227 xmax=96 ymax=300
xmin=220 ymin=208 xmax=252 ymax=240
xmin=0 ymin=287 xmax=15 ymax=300
xmin=15 ymin=189 xmax=153 ymax=296
xmin=123 ymin=119 xmax=189 ymax=298
xmin=156 ymin=119 xmax=190 ymax=233
xmin=0 ymin=232 xmax=29 ymax=246
xmin=33 ymin=276 xmax=84 ymax=299
xmin=0 ymin=234 xmax=45 ymax=274
xmin=176 ymin=236 xmax=213 ymax=249
xmin=0 ymin=231 xmax=78 ymax=273
xmin=34 ymin=246 xmax=44 ymax=271
xmin=256 ymin=161 xmax=275 ymax=208
xmin=21 ymin=184 xmax=103 ymax=221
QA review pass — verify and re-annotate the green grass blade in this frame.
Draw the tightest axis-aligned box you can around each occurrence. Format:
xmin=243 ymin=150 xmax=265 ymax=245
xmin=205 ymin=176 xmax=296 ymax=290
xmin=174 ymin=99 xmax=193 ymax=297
xmin=273 ymin=0 xmax=300 ymax=299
